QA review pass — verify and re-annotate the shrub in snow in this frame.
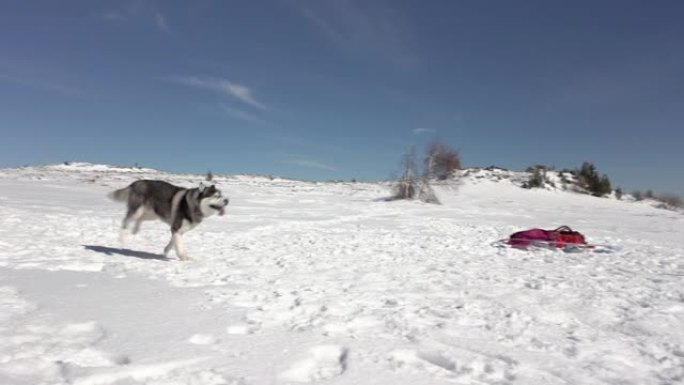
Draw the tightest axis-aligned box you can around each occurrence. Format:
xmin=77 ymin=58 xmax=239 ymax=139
xmin=655 ymin=193 xmax=683 ymax=210
xmin=523 ymin=167 xmax=545 ymax=189
xmin=417 ymin=182 xmax=440 ymax=204
xmin=391 ymin=149 xmax=418 ymax=200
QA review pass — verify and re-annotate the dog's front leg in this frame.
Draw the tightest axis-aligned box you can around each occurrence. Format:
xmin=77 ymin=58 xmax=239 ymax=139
xmin=167 ymin=232 xmax=191 ymax=261
xmin=174 ymin=233 xmax=191 ymax=261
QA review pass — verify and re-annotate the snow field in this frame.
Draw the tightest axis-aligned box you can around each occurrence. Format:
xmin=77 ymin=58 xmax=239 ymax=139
xmin=0 ymin=164 xmax=683 ymax=384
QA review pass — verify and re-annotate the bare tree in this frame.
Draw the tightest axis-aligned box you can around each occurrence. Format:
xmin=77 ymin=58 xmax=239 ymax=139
xmin=417 ymin=148 xmax=441 ymax=204
xmin=391 ymin=148 xmax=417 ymax=200
xmin=426 ymin=140 xmax=461 ymax=180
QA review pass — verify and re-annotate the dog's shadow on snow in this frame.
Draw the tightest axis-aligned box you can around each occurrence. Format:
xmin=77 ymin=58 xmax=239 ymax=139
xmin=83 ymin=245 xmax=169 ymax=261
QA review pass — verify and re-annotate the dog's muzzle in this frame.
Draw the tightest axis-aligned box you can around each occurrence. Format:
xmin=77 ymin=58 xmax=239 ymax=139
xmin=211 ymin=198 xmax=229 ymax=216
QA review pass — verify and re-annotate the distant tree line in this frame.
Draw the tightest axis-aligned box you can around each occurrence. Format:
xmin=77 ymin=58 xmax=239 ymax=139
xmin=523 ymin=161 xmax=611 ymax=197
xmin=631 ymin=189 xmax=683 ymax=209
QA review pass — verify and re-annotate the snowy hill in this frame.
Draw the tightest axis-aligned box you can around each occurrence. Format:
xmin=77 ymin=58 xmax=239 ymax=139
xmin=0 ymin=163 xmax=683 ymax=384
xmin=460 ymin=167 xmax=574 ymax=190
xmin=458 ymin=166 xmax=680 ymax=212
xmin=460 ymin=166 xmax=594 ymax=195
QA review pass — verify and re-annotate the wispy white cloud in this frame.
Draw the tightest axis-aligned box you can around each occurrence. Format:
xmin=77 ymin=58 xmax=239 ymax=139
xmin=412 ymin=127 xmax=434 ymax=135
xmin=98 ymin=10 xmax=128 ymax=21
xmin=155 ymin=13 xmax=169 ymax=33
xmin=293 ymin=1 xmax=418 ymax=69
xmin=220 ymin=104 xmax=265 ymax=124
xmin=96 ymin=2 xmax=140 ymax=22
xmin=301 ymin=8 xmax=345 ymax=46
xmin=287 ymin=158 xmax=337 ymax=171
xmin=97 ymin=1 xmax=169 ymax=33
xmin=0 ymin=73 xmax=83 ymax=96
xmin=167 ymin=76 xmax=266 ymax=109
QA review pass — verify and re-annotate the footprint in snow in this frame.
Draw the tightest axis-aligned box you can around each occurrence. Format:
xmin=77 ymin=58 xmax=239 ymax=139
xmin=389 ymin=348 xmax=517 ymax=382
xmin=226 ymin=323 xmax=258 ymax=335
xmin=280 ymin=345 xmax=348 ymax=382
xmin=188 ymin=334 xmax=218 ymax=345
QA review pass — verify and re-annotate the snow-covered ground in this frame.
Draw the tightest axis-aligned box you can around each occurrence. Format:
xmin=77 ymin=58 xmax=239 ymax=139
xmin=1 ymin=163 xmax=683 ymax=385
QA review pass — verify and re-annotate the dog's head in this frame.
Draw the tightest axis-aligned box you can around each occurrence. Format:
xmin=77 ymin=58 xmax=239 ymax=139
xmin=198 ymin=183 xmax=229 ymax=217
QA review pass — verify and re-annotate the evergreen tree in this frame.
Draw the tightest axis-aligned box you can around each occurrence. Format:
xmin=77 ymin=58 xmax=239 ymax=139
xmin=596 ymin=174 xmax=611 ymax=196
xmin=525 ymin=168 xmax=544 ymax=188
xmin=576 ymin=162 xmax=611 ymax=196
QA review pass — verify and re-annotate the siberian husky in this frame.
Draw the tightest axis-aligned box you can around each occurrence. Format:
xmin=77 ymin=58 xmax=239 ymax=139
xmin=108 ymin=180 xmax=229 ymax=260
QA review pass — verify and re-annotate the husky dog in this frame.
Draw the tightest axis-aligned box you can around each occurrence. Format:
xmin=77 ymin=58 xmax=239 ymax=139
xmin=108 ymin=180 xmax=229 ymax=260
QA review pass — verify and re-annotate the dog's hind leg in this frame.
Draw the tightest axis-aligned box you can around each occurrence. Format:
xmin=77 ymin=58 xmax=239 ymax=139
xmin=120 ymin=205 xmax=144 ymax=242
xmin=133 ymin=209 xmax=158 ymax=235
xmin=119 ymin=214 xmax=132 ymax=243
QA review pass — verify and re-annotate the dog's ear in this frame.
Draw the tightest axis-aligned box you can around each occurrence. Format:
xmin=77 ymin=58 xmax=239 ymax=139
xmin=198 ymin=182 xmax=206 ymax=192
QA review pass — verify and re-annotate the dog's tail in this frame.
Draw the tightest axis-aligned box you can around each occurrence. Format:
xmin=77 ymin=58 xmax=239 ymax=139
xmin=107 ymin=187 xmax=130 ymax=202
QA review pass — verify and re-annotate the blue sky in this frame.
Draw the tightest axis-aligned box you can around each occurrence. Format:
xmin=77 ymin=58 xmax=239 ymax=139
xmin=1 ymin=1 xmax=682 ymax=194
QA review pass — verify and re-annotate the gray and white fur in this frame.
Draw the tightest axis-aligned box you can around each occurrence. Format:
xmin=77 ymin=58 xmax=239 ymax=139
xmin=108 ymin=180 xmax=229 ymax=260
